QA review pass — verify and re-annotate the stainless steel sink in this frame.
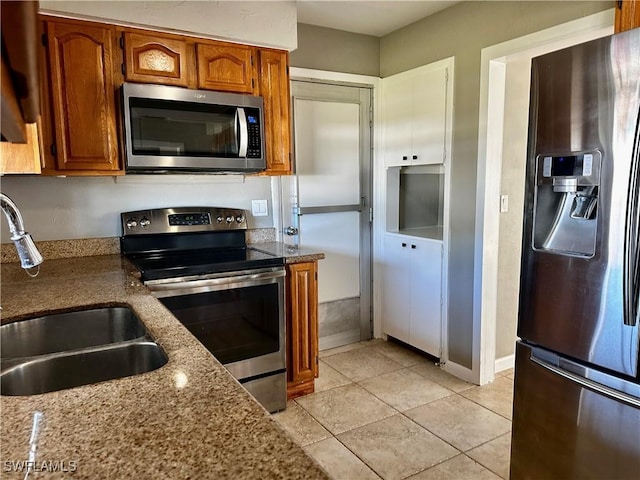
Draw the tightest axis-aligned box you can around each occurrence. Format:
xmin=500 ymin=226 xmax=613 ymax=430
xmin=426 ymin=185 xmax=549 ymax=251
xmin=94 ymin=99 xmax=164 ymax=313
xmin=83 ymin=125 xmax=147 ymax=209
xmin=1 ymin=307 xmax=148 ymax=359
xmin=0 ymin=306 xmax=168 ymax=396
xmin=1 ymin=341 xmax=168 ymax=396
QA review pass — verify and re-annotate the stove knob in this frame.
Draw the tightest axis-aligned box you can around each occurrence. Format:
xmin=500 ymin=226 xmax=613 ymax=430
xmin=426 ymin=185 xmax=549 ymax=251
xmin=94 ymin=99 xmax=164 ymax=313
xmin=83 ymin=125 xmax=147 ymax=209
xmin=235 ymin=215 xmax=245 ymax=224
xmin=139 ymin=217 xmax=151 ymax=228
xmin=125 ymin=218 xmax=138 ymax=229
xmin=216 ymin=215 xmax=224 ymax=223
xmin=226 ymin=215 xmax=234 ymax=224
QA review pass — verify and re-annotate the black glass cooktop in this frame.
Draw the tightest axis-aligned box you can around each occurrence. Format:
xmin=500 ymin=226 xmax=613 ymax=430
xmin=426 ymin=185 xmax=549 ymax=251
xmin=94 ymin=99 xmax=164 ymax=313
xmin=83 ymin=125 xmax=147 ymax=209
xmin=127 ymin=247 xmax=284 ymax=282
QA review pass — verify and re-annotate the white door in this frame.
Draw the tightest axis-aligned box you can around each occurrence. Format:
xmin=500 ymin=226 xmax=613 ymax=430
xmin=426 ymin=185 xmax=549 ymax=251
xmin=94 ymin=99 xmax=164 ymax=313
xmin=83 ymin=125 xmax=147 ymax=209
xmin=284 ymin=80 xmax=372 ymax=350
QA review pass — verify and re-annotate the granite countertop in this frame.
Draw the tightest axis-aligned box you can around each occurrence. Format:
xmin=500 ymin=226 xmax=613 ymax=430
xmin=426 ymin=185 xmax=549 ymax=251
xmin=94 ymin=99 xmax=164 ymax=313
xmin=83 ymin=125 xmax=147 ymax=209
xmin=0 ymin=255 xmax=329 ymax=479
xmin=249 ymin=242 xmax=325 ymax=264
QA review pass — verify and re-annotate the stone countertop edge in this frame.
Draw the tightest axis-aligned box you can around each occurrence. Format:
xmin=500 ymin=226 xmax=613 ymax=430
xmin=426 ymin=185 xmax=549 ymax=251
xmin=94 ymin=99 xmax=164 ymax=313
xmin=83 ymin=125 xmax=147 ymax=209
xmin=249 ymin=241 xmax=325 ymax=264
xmin=0 ymin=255 xmax=329 ymax=480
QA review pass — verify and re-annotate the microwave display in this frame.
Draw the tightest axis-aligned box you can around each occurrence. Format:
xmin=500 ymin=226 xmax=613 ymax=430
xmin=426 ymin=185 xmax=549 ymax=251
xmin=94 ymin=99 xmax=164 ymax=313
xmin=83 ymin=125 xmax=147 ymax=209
xmin=122 ymin=83 xmax=265 ymax=173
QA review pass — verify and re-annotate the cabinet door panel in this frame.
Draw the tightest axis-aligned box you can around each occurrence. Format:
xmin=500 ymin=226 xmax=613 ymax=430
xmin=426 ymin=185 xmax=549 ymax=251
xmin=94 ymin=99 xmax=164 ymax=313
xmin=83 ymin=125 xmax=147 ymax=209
xmin=286 ymin=262 xmax=318 ymax=388
xmin=196 ymin=43 xmax=255 ymax=93
xmin=384 ymin=74 xmax=412 ymax=167
xmin=258 ymin=49 xmax=291 ymax=174
xmin=382 ymin=235 xmax=411 ymax=343
xmin=409 ymin=239 xmax=442 ymax=356
xmin=124 ymin=32 xmax=193 ymax=87
xmin=47 ymin=21 xmax=119 ymax=171
xmin=412 ymin=67 xmax=447 ymax=165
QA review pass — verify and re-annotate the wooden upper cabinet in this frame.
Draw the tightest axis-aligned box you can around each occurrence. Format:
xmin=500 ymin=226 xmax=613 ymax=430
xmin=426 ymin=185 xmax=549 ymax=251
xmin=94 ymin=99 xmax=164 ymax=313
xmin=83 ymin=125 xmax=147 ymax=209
xmin=123 ymin=31 xmax=195 ymax=88
xmin=196 ymin=41 xmax=256 ymax=93
xmin=44 ymin=18 xmax=121 ymax=173
xmin=258 ymin=49 xmax=291 ymax=175
xmin=615 ymin=0 xmax=640 ymax=32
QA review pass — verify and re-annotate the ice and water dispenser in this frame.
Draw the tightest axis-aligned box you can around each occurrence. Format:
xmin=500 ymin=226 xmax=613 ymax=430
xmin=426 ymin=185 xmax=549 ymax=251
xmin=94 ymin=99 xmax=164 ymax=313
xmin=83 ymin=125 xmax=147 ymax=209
xmin=532 ymin=152 xmax=601 ymax=257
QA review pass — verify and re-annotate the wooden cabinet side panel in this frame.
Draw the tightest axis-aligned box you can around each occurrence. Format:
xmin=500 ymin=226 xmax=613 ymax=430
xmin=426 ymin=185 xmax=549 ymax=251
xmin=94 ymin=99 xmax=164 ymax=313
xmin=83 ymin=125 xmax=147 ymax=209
xmin=47 ymin=20 xmax=120 ymax=171
xmin=0 ymin=122 xmax=41 ymax=174
xmin=615 ymin=0 xmax=640 ymax=32
xmin=286 ymin=262 xmax=318 ymax=390
xmin=38 ymin=19 xmax=56 ymax=172
xmin=258 ymin=49 xmax=291 ymax=175
xmin=124 ymin=31 xmax=194 ymax=87
xmin=196 ymin=42 xmax=256 ymax=93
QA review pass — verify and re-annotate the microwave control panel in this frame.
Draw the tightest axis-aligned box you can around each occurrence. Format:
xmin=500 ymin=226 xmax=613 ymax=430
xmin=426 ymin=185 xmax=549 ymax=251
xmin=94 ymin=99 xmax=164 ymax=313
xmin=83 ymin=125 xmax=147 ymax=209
xmin=246 ymin=108 xmax=262 ymax=159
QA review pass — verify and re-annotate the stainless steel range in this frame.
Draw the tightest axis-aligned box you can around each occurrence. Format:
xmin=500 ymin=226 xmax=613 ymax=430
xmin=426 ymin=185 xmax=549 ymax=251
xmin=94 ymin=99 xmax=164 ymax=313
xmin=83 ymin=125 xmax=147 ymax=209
xmin=120 ymin=206 xmax=286 ymax=413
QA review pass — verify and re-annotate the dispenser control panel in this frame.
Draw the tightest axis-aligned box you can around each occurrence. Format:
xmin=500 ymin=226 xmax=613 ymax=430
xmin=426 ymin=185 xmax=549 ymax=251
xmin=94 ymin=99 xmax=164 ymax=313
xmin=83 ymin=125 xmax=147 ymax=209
xmin=536 ymin=150 xmax=601 ymax=189
xmin=542 ymin=154 xmax=593 ymax=177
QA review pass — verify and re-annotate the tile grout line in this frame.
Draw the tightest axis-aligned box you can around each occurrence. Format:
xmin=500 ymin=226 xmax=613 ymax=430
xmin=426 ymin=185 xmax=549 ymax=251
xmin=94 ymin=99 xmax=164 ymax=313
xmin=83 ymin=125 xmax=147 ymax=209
xmin=296 ymin=377 xmax=469 ymax=479
xmin=295 ymin=342 xmax=512 ymax=480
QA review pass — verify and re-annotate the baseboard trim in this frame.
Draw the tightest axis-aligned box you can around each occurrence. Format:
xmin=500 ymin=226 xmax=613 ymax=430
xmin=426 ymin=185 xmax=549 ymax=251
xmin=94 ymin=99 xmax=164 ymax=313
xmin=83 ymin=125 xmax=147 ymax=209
xmin=495 ymin=354 xmax=515 ymax=373
xmin=319 ymin=329 xmax=361 ymax=351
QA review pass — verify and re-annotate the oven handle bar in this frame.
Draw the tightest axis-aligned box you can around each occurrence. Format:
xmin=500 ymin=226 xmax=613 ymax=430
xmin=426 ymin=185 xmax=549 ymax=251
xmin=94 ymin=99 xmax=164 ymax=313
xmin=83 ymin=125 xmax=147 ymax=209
xmin=146 ymin=269 xmax=285 ymax=298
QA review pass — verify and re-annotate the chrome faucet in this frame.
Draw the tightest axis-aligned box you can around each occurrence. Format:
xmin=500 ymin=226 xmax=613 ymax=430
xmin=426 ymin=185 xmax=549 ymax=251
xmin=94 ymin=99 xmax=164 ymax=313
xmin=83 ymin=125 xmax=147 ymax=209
xmin=0 ymin=193 xmax=43 ymax=273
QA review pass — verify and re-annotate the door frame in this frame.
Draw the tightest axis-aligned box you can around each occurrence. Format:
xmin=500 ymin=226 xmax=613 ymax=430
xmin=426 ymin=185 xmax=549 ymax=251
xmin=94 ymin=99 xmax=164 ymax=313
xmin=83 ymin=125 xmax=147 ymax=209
xmin=280 ymin=68 xmax=382 ymax=344
xmin=473 ymin=10 xmax=614 ymax=385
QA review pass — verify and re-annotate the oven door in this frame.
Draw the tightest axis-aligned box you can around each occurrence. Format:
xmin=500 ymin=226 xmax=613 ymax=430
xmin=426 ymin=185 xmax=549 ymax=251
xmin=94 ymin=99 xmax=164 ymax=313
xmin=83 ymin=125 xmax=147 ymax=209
xmin=147 ymin=267 xmax=285 ymax=380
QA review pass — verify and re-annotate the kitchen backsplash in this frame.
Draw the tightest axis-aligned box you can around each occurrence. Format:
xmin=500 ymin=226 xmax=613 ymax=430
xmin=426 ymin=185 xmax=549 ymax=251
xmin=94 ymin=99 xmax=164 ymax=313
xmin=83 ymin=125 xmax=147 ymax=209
xmin=0 ymin=229 xmax=276 ymax=264
xmin=0 ymin=175 xmax=275 ymax=244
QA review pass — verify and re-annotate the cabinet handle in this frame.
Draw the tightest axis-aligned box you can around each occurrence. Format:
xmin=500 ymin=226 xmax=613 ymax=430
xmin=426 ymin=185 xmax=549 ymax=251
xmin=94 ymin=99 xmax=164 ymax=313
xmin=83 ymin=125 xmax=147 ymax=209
xmin=412 ymin=155 xmax=418 ymax=160
xmin=401 ymin=243 xmax=407 ymax=247
xmin=402 ymin=156 xmax=408 ymax=161
xmin=411 ymin=244 xmax=416 ymax=249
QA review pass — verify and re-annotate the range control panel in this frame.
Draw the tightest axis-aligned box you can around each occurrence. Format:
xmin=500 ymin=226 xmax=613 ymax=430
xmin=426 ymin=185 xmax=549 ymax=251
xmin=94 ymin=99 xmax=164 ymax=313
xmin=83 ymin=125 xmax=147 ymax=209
xmin=121 ymin=207 xmax=247 ymax=235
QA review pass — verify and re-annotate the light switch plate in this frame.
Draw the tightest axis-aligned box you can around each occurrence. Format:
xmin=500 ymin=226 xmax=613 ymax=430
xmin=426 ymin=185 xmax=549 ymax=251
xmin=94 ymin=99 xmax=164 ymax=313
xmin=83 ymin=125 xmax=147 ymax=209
xmin=252 ymin=199 xmax=268 ymax=216
xmin=500 ymin=194 xmax=509 ymax=213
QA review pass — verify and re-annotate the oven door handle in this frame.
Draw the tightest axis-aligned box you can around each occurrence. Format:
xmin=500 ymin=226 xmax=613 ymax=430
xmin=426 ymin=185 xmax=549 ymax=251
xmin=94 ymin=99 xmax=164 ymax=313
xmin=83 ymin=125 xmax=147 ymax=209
xmin=147 ymin=269 xmax=285 ymax=297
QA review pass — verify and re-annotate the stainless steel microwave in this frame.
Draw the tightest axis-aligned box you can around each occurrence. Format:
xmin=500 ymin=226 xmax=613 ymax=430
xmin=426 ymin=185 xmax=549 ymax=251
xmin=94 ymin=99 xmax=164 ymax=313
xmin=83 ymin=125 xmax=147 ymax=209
xmin=122 ymin=83 xmax=265 ymax=173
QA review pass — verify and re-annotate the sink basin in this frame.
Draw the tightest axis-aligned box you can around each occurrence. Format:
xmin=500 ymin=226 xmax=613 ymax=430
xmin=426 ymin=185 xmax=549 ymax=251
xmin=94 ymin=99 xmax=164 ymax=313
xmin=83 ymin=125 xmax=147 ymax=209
xmin=0 ymin=341 xmax=168 ymax=396
xmin=0 ymin=306 xmax=168 ymax=396
xmin=1 ymin=307 xmax=148 ymax=359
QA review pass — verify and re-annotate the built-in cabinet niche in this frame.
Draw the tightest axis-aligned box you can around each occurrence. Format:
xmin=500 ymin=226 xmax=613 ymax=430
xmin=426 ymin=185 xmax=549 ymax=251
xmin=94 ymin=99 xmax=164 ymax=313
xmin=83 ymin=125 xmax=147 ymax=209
xmin=383 ymin=165 xmax=445 ymax=358
xmin=386 ymin=165 xmax=445 ymax=241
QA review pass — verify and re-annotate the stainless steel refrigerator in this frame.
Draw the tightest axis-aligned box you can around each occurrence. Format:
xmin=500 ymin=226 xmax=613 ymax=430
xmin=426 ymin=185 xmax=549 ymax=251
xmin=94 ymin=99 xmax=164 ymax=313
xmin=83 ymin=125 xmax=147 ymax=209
xmin=511 ymin=27 xmax=640 ymax=479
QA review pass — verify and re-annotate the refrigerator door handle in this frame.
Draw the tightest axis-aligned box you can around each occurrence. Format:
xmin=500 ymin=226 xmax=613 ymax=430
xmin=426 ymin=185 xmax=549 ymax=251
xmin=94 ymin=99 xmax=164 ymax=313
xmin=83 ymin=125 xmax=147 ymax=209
xmin=623 ymin=109 xmax=640 ymax=327
xmin=530 ymin=353 xmax=640 ymax=408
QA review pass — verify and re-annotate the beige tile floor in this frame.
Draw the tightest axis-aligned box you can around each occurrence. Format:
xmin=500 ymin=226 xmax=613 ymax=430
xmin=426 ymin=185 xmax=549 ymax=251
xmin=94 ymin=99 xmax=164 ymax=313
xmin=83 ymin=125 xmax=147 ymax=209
xmin=273 ymin=339 xmax=514 ymax=480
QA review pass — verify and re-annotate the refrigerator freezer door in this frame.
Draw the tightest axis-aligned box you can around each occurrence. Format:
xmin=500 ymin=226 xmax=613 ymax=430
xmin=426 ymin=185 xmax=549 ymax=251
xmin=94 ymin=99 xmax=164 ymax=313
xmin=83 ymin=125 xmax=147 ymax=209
xmin=511 ymin=342 xmax=640 ymax=480
xmin=519 ymin=28 xmax=640 ymax=377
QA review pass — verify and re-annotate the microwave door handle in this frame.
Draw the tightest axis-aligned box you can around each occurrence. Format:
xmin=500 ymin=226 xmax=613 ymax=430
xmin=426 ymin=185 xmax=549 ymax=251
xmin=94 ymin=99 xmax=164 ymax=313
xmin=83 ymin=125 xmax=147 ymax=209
xmin=237 ymin=107 xmax=248 ymax=158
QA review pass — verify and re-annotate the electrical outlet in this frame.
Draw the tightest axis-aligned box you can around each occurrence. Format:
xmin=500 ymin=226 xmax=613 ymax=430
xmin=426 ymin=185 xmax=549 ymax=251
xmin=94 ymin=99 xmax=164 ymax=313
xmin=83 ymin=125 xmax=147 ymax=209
xmin=251 ymin=199 xmax=268 ymax=216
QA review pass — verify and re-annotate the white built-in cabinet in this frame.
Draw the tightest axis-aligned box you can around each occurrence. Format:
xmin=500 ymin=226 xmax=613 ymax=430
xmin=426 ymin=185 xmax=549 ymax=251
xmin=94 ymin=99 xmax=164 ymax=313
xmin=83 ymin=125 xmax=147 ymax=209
xmin=381 ymin=57 xmax=453 ymax=359
xmin=383 ymin=59 xmax=450 ymax=167
xmin=382 ymin=234 xmax=442 ymax=357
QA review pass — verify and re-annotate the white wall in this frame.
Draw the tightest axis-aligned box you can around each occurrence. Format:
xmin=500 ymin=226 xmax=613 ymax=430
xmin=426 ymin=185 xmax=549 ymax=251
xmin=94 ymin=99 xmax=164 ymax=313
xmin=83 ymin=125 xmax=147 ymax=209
xmin=0 ymin=175 xmax=273 ymax=242
xmin=476 ymin=11 xmax=614 ymax=382
xmin=495 ymin=56 xmax=529 ymax=360
xmin=40 ymin=1 xmax=298 ymax=51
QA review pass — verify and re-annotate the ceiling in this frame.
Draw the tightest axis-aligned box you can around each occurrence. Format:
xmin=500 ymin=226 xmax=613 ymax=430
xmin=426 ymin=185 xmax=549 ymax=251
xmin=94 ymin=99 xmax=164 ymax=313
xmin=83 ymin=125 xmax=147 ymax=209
xmin=295 ymin=1 xmax=460 ymax=37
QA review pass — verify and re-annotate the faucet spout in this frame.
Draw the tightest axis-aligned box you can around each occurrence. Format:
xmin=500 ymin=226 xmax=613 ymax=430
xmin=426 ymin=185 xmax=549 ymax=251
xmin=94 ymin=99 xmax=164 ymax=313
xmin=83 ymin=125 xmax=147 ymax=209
xmin=0 ymin=193 xmax=43 ymax=272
